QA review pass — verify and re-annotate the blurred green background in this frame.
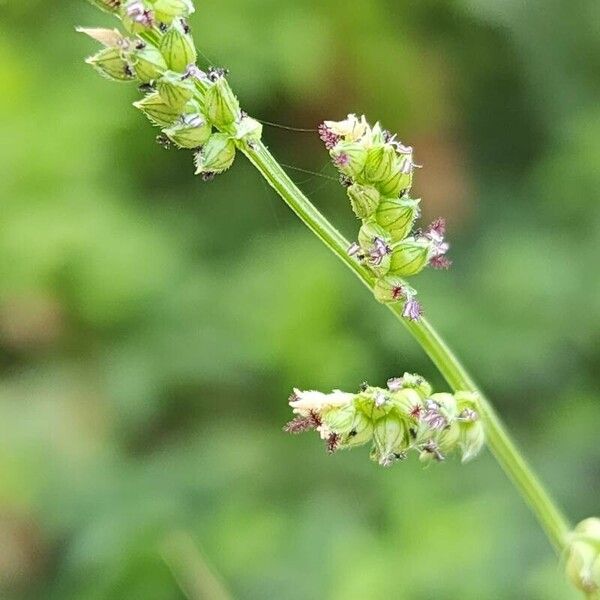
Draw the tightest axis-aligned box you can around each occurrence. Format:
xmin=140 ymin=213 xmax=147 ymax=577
xmin=1 ymin=0 xmax=599 ymax=598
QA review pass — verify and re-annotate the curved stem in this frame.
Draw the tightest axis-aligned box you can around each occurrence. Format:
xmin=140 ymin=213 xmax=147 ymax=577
xmin=241 ymin=140 xmax=571 ymax=553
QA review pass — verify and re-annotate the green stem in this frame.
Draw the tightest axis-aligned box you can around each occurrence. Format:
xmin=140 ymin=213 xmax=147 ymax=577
xmin=241 ymin=139 xmax=571 ymax=553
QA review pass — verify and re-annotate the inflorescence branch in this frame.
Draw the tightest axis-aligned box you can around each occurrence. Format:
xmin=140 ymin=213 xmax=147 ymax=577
xmin=80 ymin=1 xmax=598 ymax=594
xmin=284 ymin=373 xmax=484 ymax=467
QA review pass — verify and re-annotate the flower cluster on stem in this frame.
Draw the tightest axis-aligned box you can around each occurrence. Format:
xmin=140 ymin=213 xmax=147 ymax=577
xmin=81 ymin=0 xmax=585 ymax=587
xmin=319 ymin=115 xmax=451 ymax=319
xmin=80 ymin=0 xmax=261 ymax=180
xmin=284 ymin=373 xmax=484 ymax=467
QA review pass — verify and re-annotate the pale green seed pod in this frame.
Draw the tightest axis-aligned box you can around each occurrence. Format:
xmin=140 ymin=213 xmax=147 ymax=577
xmin=321 ymin=404 xmax=357 ymax=437
xmin=372 ymin=415 xmax=409 ymax=466
xmin=567 ymin=544 xmax=599 ymax=597
xmin=358 ymin=221 xmax=389 ymax=250
xmin=330 ymin=141 xmax=368 ymax=179
xmin=344 ymin=410 xmax=373 ymax=448
xmin=347 ymin=183 xmax=380 ymax=219
xmin=390 ymin=372 xmax=432 ymax=399
xmin=204 ymin=76 xmax=241 ymax=128
xmin=388 ymin=388 xmax=422 ymax=418
xmin=566 ymin=518 xmax=600 ymax=596
xmin=438 ymin=421 xmax=461 ymax=454
xmin=232 ymin=115 xmax=263 ymax=144
xmin=194 ymin=133 xmax=236 ymax=175
xmin=455 ymin=391 xmax=480 ymax=415
xmin=159 ymin=20 xmax=197 ymax=72
xmin=354 ymin=389 xmax=392 ymax=421
xmin=389 ymin=238 xmax=430 ymax=277
xmin=373 ymin=275 xmax=406 ymax=304
xmin=130 ymin=44 xmax=168 ymax=83
xmin=459 ymin=419 xmax=485 ymax=463
xmin=88 ymin=0 xmax=121 ymax=13
xmin=363 ymin=144 xmax=397 ymax=182
xmin=156 ymin=70 xmax=195 ymax=109
xmin=86 ymin=47 xmax=135 ymax=82
xmin=377 ymin=168 xmax=413 ymax=197
xmin=153 ymin=0 xmax=195 ymax=24
xmin=565 ymin=517 xmax=600 ymax=599
xmin=376 ymin=196 xmax=420 ymax=242
xmin=573 ymin=518 xmax=600 ymax=548
xmin=134 ymin=92 xmax=181 ymax=126
xmin=163 ymin=114 xmax=212 ymax=148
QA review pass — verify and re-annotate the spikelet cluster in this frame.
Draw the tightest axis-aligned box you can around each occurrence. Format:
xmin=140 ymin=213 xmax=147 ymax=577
xmin=285 ymin=374 xmax=484 ymax=467
xmin=320 ymin=115 xmax=452 ymax=319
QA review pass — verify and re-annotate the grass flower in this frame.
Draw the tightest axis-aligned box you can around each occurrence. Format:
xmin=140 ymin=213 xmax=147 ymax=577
xmin=319 ymin=114 xmax=451 ymax=319
xmin=78 ymin=1 xmax=595 ymax=592
xmin=284 ymin=376 xmax=484 ymax=466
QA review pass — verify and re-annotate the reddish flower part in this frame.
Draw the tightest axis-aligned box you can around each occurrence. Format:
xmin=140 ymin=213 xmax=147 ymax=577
xmin=332 ymin=152 xmax=349 ymax=168
xmin=326 ymin=433 xmax=341 ymax=454
xmin=428 ymin=217 xmax=446 ymax=237
xmin=318 ymin=123 xmax=341 ymax=150
xmin=409 ymin=404 xmax=423 ymax=420
xmin=126 ymin=1 xmax=154 ymax=26
xmin=430 ymin=255 xmax=452 ymax=270
xmin=424 ymin=218 xmax=450 ymax=269
xmin=283 ymin=410 xmax=321 ymax=434
xmin=392 ymin=286 xmax=405 ymax=301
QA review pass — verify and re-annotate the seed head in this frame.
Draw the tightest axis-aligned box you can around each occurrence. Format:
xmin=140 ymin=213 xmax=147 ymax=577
xmin=284 ymin=378 xmax=483 ymax=467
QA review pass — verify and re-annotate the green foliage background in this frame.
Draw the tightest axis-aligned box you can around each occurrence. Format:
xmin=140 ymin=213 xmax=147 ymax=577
xmin=0 ymin=1 xmax=599 ymax=598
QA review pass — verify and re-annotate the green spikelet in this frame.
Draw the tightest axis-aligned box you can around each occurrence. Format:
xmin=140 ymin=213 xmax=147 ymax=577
xmin=375 ymin=196 xmax=420 ymax=242
xmin=133 ymin=92 xmax=182 ymax=126
xmin=159 ymin=20 xmax=197 ymax=72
